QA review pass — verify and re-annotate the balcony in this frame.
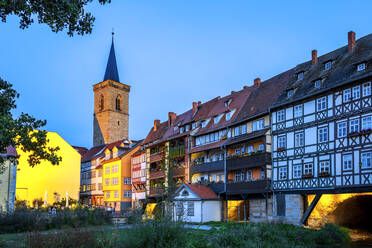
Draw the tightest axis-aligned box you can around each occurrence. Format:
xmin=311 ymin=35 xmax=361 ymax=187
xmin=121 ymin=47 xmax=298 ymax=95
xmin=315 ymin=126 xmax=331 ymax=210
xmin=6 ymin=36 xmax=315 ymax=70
xmin=169 ymin=146 xmax=185 ymax=159
xmin=149 ymin=151 xmax=165 ymax=163
xmin=172 ymin=167 xmax=185 ymax=177
xmin=149 ymin=170 xmax=165 ymax=179
xmin=149 ymin=188 xmax=164 ymax=197
xmin=190 ymin=160 xmax=224 ymax=174
xmin=227 ymin=152 xmax=271 ymax=171
xmin=226 ymin=179 xmax=271 ymax=194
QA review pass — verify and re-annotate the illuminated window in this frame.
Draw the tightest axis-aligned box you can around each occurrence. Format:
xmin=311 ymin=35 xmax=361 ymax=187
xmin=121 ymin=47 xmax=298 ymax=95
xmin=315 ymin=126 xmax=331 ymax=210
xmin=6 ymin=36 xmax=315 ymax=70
xmin=105 ymin=178 xmax=110 ymax=186
xmin=114 ymin=191 xmax=119 ymax=198
xmin=106 ymin=191 xmax=110 ymax=199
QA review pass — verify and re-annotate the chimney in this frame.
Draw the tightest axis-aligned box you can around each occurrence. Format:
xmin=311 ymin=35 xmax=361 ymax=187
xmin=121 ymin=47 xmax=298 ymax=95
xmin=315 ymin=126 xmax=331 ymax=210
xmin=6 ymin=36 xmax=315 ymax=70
xmin=231 ymin=91 xmax=236 ymax=94
xmin=198 ymin=101 xmax=201 ymax=106
xmin=168 ymin=112 xmax=176 ymax=126
xmin=243 ymin=86 xmax=249 ymax=90
xmin=192 ymin=102 xmax=198 ymax=115
xmin=312 ymin=50 xmax=318 ymax=65
xmin=348 ymin=31 xmax=356 ymax=53
xmin=154 ymin=119 xmax=160 ymax=131
xmin=254 ymin=78 xmax=261 ymax=88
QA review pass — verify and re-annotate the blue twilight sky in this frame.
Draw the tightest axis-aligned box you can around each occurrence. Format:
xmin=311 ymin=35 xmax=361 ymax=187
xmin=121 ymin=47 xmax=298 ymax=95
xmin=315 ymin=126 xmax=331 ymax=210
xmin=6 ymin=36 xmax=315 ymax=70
xmin=1 ymin=1 xmax=372 ymax=148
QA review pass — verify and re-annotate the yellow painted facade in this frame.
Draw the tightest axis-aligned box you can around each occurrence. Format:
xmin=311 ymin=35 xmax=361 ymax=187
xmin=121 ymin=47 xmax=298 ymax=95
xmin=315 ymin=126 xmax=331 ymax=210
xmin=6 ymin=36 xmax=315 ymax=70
xmin=15 ymin=132 xmax=81 ymax=207
xmin=102 ymin=144 xmax=140 ymax=211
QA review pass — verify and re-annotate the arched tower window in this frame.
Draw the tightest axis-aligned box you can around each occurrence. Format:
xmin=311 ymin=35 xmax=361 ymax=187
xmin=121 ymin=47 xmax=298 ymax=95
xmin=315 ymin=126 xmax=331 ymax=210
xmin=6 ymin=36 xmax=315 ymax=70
xmin=116 ymin=94 xmax=122 ymax=111
xmin=99 ymin=95 xmax=104 ymax=111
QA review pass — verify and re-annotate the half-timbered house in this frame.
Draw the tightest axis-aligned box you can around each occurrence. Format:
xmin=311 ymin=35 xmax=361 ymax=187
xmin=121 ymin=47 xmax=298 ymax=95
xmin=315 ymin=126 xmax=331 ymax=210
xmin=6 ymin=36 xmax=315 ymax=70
xmin=271 ymin=31 xmax=372 ymax=224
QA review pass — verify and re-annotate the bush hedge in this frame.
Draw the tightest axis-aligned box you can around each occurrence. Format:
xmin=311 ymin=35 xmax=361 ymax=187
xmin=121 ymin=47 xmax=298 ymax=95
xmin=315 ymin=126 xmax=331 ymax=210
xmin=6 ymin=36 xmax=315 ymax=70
xmin=0 ymin=208 xmax=112 ymax=234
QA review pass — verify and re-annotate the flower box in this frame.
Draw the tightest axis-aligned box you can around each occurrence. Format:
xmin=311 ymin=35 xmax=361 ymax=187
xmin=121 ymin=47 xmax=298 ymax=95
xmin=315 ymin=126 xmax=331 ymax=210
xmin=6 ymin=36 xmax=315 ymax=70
xmin=360 ymin=129 xmax=372 ymax=135
xmin=302 ymin=174 xmax=314 ymax=179
xmin=277 ymin=147 xmax=286 ymax=152
xmin=348 ymin=131 xmax=360 ymax=137
xmin=318 ymin=172 xmax=331 ymax=177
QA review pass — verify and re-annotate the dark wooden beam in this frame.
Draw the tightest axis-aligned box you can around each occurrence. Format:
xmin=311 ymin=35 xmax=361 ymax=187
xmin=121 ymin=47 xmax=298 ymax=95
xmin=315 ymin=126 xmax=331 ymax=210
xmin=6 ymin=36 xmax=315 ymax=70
xmin=301 ymin=193 xmax=322 ymax=225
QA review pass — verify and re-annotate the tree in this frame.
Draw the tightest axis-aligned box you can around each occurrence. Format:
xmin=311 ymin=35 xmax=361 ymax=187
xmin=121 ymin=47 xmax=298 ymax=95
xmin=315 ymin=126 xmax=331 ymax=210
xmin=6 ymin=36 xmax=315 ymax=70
xmin=0 ymin=78 xmax=61 ymax=167
xmin=0 ymin=1 xmax=111 ymax=167
xmin=0 ymin=0 xmax=111 ymax=36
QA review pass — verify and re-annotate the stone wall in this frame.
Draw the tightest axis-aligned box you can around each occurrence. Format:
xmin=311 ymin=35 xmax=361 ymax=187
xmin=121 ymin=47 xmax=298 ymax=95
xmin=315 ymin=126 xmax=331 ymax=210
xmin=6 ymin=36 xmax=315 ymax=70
xmin=249 ymin=197 xmax=273 ymax=222
xmin=93 ymin=80 xmax=130 ymax=146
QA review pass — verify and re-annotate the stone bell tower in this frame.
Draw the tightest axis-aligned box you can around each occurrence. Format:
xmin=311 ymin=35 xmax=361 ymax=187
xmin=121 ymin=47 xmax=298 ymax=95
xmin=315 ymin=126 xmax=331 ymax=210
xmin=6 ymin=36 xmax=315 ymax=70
xmin=93 ymin=33 xmax=130 ymax=146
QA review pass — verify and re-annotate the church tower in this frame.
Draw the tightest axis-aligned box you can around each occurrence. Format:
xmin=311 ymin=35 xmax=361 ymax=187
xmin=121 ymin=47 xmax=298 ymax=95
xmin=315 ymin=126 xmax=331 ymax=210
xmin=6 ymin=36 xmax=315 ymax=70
xmin=93 ymin=33 xmax=130 ymax=146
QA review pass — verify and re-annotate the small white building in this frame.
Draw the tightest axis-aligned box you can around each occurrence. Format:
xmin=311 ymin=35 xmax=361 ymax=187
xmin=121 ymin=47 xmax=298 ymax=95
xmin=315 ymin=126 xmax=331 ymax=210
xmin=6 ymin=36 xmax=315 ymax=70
xmin=173 ymin=184 xmax=222 ymax=223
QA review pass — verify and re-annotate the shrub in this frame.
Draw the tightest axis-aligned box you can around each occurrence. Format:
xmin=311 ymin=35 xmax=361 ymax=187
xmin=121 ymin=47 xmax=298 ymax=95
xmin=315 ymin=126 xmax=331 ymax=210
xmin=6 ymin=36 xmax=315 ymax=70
xmin=25 ymin=228 xmax=99 ymax=248
xmin=315 ymin=223 xmax=351 ymax=246
xmin=0 ymin=208 xmax=112 ymax=234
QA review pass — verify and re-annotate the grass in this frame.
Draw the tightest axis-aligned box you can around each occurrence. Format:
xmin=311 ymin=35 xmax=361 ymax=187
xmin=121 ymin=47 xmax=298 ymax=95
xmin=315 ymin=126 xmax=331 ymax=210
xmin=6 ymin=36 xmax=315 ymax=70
xmin=0 ymin=221 xmax=351 ymax=248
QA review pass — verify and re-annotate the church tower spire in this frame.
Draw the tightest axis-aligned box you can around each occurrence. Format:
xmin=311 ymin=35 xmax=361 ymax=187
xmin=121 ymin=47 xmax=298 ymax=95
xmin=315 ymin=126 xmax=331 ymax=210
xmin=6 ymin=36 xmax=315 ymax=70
xmin=103 ymin=31 xmax=120 ymax=82
xmin=92 ymin=32 xmax=130 ymax=146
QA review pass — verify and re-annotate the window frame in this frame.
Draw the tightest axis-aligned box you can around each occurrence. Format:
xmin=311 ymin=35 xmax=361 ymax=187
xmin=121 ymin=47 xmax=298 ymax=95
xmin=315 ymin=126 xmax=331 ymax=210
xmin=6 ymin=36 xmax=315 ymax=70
xmin=342 ymin=154 xmax=353 ymax=171
xmin=318 ymin=126 xmax=328 ymax=143
xmin=361 ymin=152 xmax=372 ymax=169
xmin=316 ymin=97 xmax=327 ymax=111
xmin=294 ymin=104 xmax=303 ymax=118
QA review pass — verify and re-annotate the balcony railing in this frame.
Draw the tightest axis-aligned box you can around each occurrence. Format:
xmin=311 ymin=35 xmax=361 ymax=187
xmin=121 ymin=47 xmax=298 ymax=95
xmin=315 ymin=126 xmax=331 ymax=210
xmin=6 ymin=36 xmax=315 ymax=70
xmin=226 ymin=179 xmax=271 ymax=194
xmin=149 ymin=170 xmax=165 ymax=179
xmin=227 ymin=152 xmax=271 ymax=171
xmin=190 ymin=160 xmax=224 ymax=174
xmin=149 ymin=151 xmax=165 ymax=163
xmin=149 ymin=188 xmax=164 ymax=197
xmin=169 ymin=146 xmax=185 ymax=159
xmin=171 ymin=167 xmax=185 ymax=177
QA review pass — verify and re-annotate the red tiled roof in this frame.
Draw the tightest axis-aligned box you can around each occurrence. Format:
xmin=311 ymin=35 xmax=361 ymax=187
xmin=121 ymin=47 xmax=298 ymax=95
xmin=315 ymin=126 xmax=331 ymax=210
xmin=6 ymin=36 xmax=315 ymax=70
xmin=233 ymin=69 xmax=294 ymax=124
xmin=189 ymin=140 xmax=226 ymax=153
xmin=81 ymin=139 xmax=136 ymax=163
xmin=72 ymin=146 xmax=88 ymax=157
xmin=81 ymin=144 xmax=106 ymax=163
xmin=185 ymin=184 xmax=218 ymax=199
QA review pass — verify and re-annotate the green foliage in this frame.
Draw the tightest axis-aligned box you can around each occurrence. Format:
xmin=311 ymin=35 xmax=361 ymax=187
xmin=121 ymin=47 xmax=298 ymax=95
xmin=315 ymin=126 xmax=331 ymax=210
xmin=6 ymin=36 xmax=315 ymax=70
xmin=25 ymin=228 xmax=98 ymax=248
xmin=0 ymin=78 xmax=61 ymax=168
xmin=0 ymin=0 xmax=111 ymax=36
xmin=0 ymin=208 xmax=112 ymax=234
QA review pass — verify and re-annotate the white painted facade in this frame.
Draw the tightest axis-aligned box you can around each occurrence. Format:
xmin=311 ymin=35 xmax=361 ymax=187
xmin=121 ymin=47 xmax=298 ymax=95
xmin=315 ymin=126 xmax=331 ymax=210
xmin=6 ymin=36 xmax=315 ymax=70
xmin=173 ymin=185 xmax=222 ymax=223
xmin=271 ymin=81 xmax=372 ymax=191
